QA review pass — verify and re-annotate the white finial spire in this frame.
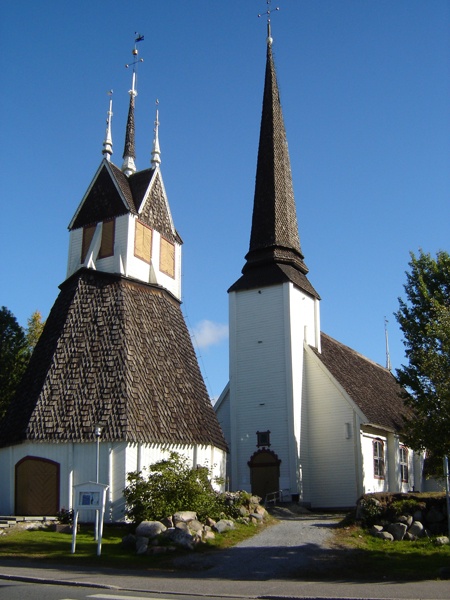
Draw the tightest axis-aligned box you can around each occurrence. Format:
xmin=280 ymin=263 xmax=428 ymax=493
xmin=258 ymin=1 xmax=279 ymax=46
xmin=151 ymin=100 xmax=161 ymax=167
xmin=384 ymin=317 xmax=392 ymax=371
xmin=122 ymin=34 xmax=144 ymax=177
xmin=102 ymin=90 xmax=113 ymax=160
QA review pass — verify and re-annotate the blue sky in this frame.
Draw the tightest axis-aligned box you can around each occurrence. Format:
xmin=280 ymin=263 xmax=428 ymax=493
xmin=1 ymin=1 xmax=448 ymax=400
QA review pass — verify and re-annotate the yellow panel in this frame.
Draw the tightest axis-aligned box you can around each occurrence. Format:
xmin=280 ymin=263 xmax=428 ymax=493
xmin=99 ymin=219 xmax=115 ymax=258
xmin=81 ymin=225 xmax=96 ymax=263
xmin=160 ymin=237 xmax=175 ymax=278
xmin=135 ymin=221 xmax=152 ymax=263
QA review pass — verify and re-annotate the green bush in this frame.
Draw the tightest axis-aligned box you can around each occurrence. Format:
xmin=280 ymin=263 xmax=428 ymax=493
xmin=123 ymin=452 xmax=222 ymax=524
xmin=389 ymin=498 xmax=424 ymax=517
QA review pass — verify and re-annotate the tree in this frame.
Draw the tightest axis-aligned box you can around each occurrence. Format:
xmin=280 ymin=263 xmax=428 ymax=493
xmin=395 ymin=250 xmax=450 ymax=462
xmin=25 ymin=310 xmax=45 ymax=354
xmin=0 ymin=307 xmax=29 ymax=419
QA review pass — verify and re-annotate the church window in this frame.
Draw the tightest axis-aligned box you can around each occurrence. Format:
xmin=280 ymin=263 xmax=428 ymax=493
xmin=400 ymin=446 xmax=409 ymax=482
xmin=160 ymin=237 xmax=175 ymax=278
xmin=257 ymin=430 xmax=271 ymax=447
xmin=98 ymin=219 xmax=115 ymax=258
xmin=135 ymin=221 xmax=152 ymax=263
xmin=81 ymin=224 xmax=96 ymax=263
xmin=373 ymin=439 xmax=385 ymax=479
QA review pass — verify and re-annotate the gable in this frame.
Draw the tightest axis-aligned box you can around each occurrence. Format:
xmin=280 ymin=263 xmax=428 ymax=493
xmin=70 ymin=162 xmax=134 ymax=230
xmin=135 ymin=170 xmax=180 ymax=244
xmin=310 ymin=333 xmax=412 ymax=432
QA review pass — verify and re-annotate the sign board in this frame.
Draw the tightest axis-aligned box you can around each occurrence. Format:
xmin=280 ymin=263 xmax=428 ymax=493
xmin=71 ymin=481 xmax=109 ymax=556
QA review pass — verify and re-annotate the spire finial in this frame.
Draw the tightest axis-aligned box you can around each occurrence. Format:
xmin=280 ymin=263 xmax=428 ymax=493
xmin=122 ymin=33 xmax=144 ymax=177
xmin=151 ymin=99 xmax=161 ymax=167
xmin=102 ymin=90 xmax=113 ymax=160
xmin=258 ymin=1 xmax=279 ymax=46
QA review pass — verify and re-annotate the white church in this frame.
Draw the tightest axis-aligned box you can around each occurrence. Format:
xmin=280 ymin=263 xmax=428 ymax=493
xmin=0 ymin=28 xmax=427 ymax=519
xmin=214 ymin=28 xmax=426 ymax=509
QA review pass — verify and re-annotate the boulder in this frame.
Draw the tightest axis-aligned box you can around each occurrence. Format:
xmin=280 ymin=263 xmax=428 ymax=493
xmin=135 ymin=520 xmax=167 ymax=538
xmin=434 ymin=536 xmax=449 ymax=546
xmin=387 ymin=522 xmax=407 ymax=541
xmin=408 ymin=520 xmax=424 ymax=538
xmin=161 ymin=527 xmax=195 ymax=550
xmin=121 ymin=533 xmax=136 ymax=550
xmin=173 ymin=511 xmax=197 ymax=524
xmin=370 ymin=525 xmax=384 ymax=535
xmin=187 ymin=519 xmax=204 ymax=533
xmin=136 ymin=536 xmax=149 ymax=555
xmin=213 ymin=519 xmax=235 ymax=533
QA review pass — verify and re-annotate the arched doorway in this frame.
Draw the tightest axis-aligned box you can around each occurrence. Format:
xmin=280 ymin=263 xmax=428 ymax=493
xmin=248 ymin=449 xmax=281 ymax=501
xmin=15 ymin=456 xmax=60 ymax=516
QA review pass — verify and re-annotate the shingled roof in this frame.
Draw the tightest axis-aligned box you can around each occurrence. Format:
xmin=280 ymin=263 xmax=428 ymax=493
xmin=311 ymin=333 xmax=412 ymax=432
xmin=0 ymin=269 xmax=227 ymax=450
xmin=230 ymin=41 xmax=319 ymax=299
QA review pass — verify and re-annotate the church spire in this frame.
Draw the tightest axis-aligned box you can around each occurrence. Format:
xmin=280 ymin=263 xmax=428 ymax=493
xmin=122 ymin=35 xmax=144 ymax=177
xmin=229 ymin=13 xmax=318 ymax=298
xmin=102 ymin=90 xmax=113 ymax=161
xmin=151 ymin=102 xmax=161 ymax=167
xmin=244 ymin=30 xmax=308 ymax=276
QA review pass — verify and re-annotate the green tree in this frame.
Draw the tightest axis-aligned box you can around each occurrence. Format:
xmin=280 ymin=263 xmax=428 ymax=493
xmin=0 ymin=307 xmax=29 ymax=418
xmin=123 ymin=452 xmax=221 ymax=524
xmin=25 ymin=310 xmax=45 ymax=354
xmin=395 ymin=250 xmax=450 ymax=462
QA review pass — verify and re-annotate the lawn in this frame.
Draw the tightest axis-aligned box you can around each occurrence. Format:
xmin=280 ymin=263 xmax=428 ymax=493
xmin=0 ymin=517 xmax=449 ymax=581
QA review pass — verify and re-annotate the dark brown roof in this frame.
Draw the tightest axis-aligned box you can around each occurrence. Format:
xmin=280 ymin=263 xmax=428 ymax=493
xmin=0 ymin=269 xmax=227 ymax=450
xmin=311 ymin=333 xmax=412 ymax=432
xmin=229 ymin=42 xmax=318 ymax=299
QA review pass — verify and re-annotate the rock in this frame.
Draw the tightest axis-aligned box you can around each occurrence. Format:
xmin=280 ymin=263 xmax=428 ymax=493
xmin=175 ymin=521 xmax=189 ymax=532
xmin=202 ymin=530 xmax=215 ymax=541
xmin=370 ymin=525 xmax=384 ymax=535
xmin=205 ymin=517 xmax=216 ymax=527
xmin=408 ymin=520 xmax=424 ymax=538
xmin=135 ymin=520 xmax=167 ymax=538
xmin=213 ymin=519 xmax=235 ymax=533
xmin=162 ymin=527 xmax=195 ymax=550
xmin=187 ymin=519 xmax=204 ymax=533
xmin=404 ymin=532 xmax=416 ymax=541
xmin=387 ymin=522 xmax=407 ymax=541
xmin=250 ymin=495 xmax=261 ymax=505
xmin=136 ymin=536 xmax=149 ymax=555
xmin=173 ymin=511 xmax=197 ymax=524
xmin=434 ymin=536 xmax=449 ymax=546
xmin=161 ymin=516 xmax=173 ymax=528
xmin=397 ymin=515 xmax=413 ymax=527
xmin=255 ymin=505 xmax=267 ymax=517
xmin=239 ymin=505 xmax=249 ymax=517
xmin=374 ymin=531 xmax=394 ymax=541
xmin=250 ymin=512 xmax=263 ymax=521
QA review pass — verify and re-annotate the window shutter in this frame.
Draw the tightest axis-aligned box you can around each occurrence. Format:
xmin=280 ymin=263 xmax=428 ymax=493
xmin=135 ymin=221 xmax=152 ymax=263
xmin=99 ymin=219 xmax=115 ymax=258
xmin=160 ymin=237 xmax=175 ymax=278
xmin=81 ymin=225 xmax=96 ymax=263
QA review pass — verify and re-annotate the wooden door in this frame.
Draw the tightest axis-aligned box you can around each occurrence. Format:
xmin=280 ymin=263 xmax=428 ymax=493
xmin=248 ymin=449 xmax=281 ymax=502
xmin=15 ymin=457 xmax=59 ymax=516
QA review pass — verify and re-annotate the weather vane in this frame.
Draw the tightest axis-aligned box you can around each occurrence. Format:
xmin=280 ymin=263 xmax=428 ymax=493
xmin=125 ymin=33 xmax=144 ymax=95
xmin=258 ymin=1 xmax=280 ymax=44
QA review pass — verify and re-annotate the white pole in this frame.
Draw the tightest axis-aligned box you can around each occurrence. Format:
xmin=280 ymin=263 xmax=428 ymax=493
xmin=444 ymin=456 xmax=450 ymax=538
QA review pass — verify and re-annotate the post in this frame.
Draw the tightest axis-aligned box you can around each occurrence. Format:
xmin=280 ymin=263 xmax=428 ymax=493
xmin=444 ymin=456 xmax=450 ymax=537
xmin=94 ymin=424 xmax=102 ymax=541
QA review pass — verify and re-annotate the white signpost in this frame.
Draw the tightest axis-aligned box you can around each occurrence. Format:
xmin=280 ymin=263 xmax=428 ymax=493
xmin=71 ymin=481 xmax=109 ymax=556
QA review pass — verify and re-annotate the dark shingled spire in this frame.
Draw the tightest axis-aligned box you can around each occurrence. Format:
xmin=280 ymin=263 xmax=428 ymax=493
xmin=122 ymin=92 xmax=137 ymax=176
xmin=229 ymin=41 xmax=319 ymax=299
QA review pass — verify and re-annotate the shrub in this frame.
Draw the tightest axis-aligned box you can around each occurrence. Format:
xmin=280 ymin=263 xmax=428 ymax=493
xmin=123 ymin=452 xmax=222 ymax=524
xmin=359 ymin=497 xmax=383 ymax=526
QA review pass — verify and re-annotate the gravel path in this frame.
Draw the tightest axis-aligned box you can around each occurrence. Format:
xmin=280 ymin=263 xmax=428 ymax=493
xmin=173 ymin=506 xmax=345 ymax=580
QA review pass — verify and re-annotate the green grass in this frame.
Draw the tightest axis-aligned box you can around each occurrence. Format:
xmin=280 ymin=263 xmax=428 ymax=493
xmin=0 ymin=517 xmax=449 ymax=581
xmin=326 ymin=522 xmax=450 ymax=581
xmin=0 ymin=518 xmax=276 ymax=569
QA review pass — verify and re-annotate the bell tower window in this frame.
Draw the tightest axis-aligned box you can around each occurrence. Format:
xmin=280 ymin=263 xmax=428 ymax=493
xmin=135 ymin=221 xmax=152 ymax=263
xmin=160 ymin=236 xmax=175 ymax=278
xmin=98 ymin=219 xmax=115 ymax=258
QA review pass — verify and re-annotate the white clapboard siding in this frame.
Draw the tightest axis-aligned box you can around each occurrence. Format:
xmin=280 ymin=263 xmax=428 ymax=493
xmin=302 ymin=350 xmax=361 ymax=508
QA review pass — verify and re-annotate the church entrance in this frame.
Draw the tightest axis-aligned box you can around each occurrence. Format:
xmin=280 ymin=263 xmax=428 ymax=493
xmin=248 ymin=449 xmax=281 ymax=501
xmin=15 ymin=457 xmax=59 ymax=516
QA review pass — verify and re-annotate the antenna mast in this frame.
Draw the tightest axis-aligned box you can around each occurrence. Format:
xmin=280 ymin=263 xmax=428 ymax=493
xmin=384 ymin=317 xmax=392 ymax=371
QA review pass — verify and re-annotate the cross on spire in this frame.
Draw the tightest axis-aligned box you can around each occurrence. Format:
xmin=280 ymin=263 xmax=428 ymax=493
xmin=258 ymin=0 xmax=280 ymax=45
